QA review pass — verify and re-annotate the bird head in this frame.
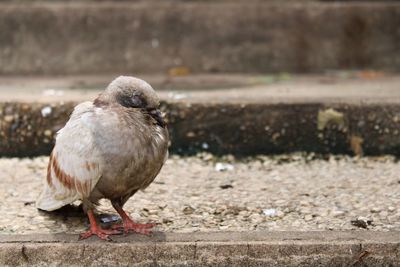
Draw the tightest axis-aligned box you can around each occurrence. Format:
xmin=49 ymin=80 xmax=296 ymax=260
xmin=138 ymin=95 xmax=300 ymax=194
xmin=105 ymin=76 xmax=160 ymax=110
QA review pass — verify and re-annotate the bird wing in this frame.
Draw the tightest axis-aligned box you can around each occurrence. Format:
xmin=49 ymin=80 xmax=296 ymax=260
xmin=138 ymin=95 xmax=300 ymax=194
xmin=36 ymin=102 xmax=104 ymax=211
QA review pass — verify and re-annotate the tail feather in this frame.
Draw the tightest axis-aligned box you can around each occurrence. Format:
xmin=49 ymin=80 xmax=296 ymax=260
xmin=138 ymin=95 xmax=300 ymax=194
xmin=36 ymin=185 xmax=77 ymax=211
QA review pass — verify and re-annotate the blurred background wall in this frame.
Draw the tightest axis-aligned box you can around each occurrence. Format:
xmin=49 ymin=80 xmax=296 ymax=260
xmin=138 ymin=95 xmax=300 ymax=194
xmin=0 ymin=0 xmax=399 ymax=75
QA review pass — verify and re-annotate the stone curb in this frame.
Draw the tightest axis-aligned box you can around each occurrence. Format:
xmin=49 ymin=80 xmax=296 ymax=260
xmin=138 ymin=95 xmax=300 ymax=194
xmin=0 ymin=231 xmax=399 ymax=266
xmin=0 ymin=100 xmax=399 ymax=157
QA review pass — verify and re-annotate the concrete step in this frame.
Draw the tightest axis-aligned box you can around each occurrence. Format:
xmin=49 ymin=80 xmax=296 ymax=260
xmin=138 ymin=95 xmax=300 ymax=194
xmin=0 ymin=74 xmax=399 ymax=157
xmin=1 ymin=231 xmax=399 ymax=266
xmin=0 ymin=2 xmax=400 ymax=74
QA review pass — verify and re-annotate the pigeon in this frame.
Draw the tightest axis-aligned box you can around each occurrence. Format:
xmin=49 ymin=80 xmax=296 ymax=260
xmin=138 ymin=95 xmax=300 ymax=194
xmin=36 ymin=76 xmax=169 ymax=240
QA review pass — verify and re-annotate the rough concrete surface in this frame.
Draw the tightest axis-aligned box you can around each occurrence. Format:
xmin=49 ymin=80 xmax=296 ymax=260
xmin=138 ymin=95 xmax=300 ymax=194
xmin=0 ymin=2 xmax=400 ymax=74
xmin=1 ymin=154 xmax=399 ymax=235
xmin=0 ymin=74 xmax=400 ymax=157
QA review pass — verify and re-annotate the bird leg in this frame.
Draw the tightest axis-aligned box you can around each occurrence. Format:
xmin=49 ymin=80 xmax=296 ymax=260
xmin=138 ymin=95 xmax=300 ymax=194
xmin=79 ymin=209 xmax=121 ymax=241
xmin=111 ymin=203 xmax=156 ymax=235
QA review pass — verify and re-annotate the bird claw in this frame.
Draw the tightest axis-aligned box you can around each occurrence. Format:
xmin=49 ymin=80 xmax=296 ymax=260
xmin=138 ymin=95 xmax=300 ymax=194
xmin=79 ymin=228 xmax=122 ymax=241
xmin=111 ymin=222 xmax=156 ymax=235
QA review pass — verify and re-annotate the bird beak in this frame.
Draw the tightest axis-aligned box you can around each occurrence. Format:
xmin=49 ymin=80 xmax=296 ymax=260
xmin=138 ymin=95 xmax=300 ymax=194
xmin=148 ymin=109 xmax=166 ymax=127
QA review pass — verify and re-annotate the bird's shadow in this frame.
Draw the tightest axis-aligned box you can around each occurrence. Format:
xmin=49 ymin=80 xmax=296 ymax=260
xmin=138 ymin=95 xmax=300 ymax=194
xmin=37 ymin=204 xmax=122 ymax=229
xmin=37 ymin=204 xmax=86 ymax=220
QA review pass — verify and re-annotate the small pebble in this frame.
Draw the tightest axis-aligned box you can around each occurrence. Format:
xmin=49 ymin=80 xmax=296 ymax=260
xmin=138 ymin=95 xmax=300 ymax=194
xmin=41 ymin=106 xmax=52 ymax=117
xmin=263 ymin=209 xmax=278 ymax=217
xmin=351 ymin=217 xmax=373 ymax=229
xmin=304 ymin=215 xmax=313 ymax=221
xmin=215 ymin=162 xmax=234 ymax=172
xmin=219 ymin=183 xmax=233 ymax=189
xmin=182 ymin=206 xmax=195 ymax=215
xmin=370 ymin=207 xmax=381 ymax=213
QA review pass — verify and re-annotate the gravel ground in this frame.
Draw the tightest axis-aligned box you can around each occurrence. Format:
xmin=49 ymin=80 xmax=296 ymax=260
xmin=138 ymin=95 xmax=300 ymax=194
xmin=0 ymin=154 xmax=399 ymax=235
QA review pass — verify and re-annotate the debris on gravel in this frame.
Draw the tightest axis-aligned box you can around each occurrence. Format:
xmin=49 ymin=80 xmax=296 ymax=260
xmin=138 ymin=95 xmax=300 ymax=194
xmin=351 ymin=217 xmax=373 ymax=229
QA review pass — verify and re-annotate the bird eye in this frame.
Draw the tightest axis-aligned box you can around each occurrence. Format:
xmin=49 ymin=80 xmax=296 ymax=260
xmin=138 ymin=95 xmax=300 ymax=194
xmin=117 ymin=93 xmax=145 ymax=108
xmin=130 ymin=95 xmax=143 ymax=107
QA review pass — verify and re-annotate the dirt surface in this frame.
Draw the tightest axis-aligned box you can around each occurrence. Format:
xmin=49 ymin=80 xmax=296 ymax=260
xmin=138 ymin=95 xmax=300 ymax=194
xmin=0 ymin=154 xmax=399 ymax=235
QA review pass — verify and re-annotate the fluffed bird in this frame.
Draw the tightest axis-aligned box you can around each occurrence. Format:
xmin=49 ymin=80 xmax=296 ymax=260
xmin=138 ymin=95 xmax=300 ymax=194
xmin=36 ymin=76 xmax=169 ymax=240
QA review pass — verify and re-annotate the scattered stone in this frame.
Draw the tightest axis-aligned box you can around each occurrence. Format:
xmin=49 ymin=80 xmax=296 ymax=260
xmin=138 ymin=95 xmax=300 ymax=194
xmin=4 ymin=115 xmax=14 ymax=122
xmin=304 ymin=215 xmax=313 ymax=221
xmin=183 ymin=206 xmax=195 ymax=215
xmin=331 ymin=210 xmax=345 ymax=217
xmin=23 ymin=201 xmax=35 ymax=206
xmin=351 ymin=217 xmax=373 ymax=229
xmin=215 ymin=162 xmax=234 ymax=172
xmin=40 ymin=106 xmax=52 ymax=117
xmin=388 ymin=206 xmax=395 ymax=212
xmin=219 ymin=182 xmax=233 ymax=189
xmin=370 ymin=207 xmax=381 ymax=213
xmin=44 ymin=129 xmax=52 ymax=137
xmin=263 ymin=209 xmax=278 ymax=217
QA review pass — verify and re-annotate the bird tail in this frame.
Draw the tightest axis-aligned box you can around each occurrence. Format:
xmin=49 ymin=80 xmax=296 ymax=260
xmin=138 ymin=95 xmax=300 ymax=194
xmin=36 ymin=185 xmax=77 ymax=211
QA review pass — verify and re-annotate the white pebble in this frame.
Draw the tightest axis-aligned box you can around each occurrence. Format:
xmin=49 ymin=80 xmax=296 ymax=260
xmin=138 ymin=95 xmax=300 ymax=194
xmin=215 ymin=162 xmax=234 ymax=172
xmin=263 ymin=208 xmax=278 ymax=217
xmin=41 ymin=106 xmax=52 ymax=117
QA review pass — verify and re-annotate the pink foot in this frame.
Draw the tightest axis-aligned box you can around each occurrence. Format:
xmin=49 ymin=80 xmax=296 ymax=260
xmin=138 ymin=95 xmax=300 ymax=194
xmin=79 ymin=227 xmax=121 ymax=241
xmin=79 ymin=209 xmax=122 ymax=241
xmin=112 ymin=221 xmax=156 ymax=235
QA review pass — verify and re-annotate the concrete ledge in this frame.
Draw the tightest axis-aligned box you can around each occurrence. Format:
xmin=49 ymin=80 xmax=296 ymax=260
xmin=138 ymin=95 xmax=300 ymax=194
xmin=1 ymin=2 xmax=400 ymax=74
xmin=1 ymin=101 xmax=400 ymax=157
xmin=1 ymin=74 xmax=399 ymax=157
xmin=0 ymin=231 xmax=399 ymax=266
